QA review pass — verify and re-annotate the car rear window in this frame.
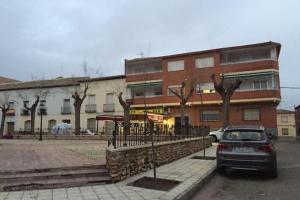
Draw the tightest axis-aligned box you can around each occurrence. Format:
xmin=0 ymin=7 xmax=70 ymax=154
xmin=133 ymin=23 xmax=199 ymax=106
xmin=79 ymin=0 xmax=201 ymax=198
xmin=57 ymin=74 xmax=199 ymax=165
xmin=222 ymin=130 xmax=265 ymax=141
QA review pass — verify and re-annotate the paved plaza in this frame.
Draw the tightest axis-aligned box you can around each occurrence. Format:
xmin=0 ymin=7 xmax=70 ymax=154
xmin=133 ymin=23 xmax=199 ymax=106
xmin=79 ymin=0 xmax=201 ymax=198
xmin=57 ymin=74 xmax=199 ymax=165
xmin=0 ymin=145 xmax=217 ymax=200
xmin=0 ymin=140 xmax=107 ymax=171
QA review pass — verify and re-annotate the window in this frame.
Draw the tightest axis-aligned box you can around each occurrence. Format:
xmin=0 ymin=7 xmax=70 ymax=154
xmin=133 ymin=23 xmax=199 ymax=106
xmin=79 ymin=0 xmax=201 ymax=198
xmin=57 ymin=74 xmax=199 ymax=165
xmin=167 ymin=60 xmax=184 ymax=71
xmin=168 ymin=85 xmax=183 ymax=96
xmin=282 ymin=128 xmax=289 ymax=135
xmin=40 ymin=100 xmax=46 ymax=106
xmin=106 ymin=93 xmax=114 ymax=104
xmin=221 ymin=47 xmax=271 ymax=65
xmin=223 ymin=130 xmax=265 ymax=141
xmin=196 ymin=57 xmax=214 ymax=68
xmin=125 ymin=59 xmax=162 ymax=75
xmin=63 ymin=99 xmax=71 ymax=107
xmin=281 ymin=115 xmax=288 ymax=123
xmin=88 ymin=94 xmax=96 ymax=105
xmin=201 ymin=110 xmax=221 ymax=121
xmin=196 ymin=82 xmax=215 ymax=94
xmin=253 ymin=81 xmax=268 ymax=90
xmin=48 ymin=120 xmax=57 ymax=130
xmin=24 ymin=120 xmax=31 ymax=131
xmin=23 ymin=100 xmax=29 ymax=108
xmin=8 ymin=101 xmax=14 ymax=109
xmin=87 ymin=118 xmax=96 ymax=132
xmin=243 ymin=108 xmax=260 ymax=121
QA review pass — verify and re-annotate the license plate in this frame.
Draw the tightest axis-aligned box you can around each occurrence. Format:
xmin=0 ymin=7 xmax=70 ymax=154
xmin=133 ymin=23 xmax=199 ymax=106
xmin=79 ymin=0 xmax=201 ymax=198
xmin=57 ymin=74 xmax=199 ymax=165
xmin=234 ymin=147 xmax=254 ymax=153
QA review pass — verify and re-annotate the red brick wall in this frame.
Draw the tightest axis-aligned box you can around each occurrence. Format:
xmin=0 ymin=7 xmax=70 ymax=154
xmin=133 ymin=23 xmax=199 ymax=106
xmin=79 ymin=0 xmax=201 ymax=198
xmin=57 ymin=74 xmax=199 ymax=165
xmin=167 ymin=103 xmax=277 ymax=129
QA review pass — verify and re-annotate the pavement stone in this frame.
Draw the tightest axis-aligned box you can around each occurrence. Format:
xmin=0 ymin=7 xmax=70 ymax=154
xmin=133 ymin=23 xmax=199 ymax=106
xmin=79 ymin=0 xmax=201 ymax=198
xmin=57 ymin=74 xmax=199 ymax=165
xmin=0 ymin=145 xmax=217 ymax=200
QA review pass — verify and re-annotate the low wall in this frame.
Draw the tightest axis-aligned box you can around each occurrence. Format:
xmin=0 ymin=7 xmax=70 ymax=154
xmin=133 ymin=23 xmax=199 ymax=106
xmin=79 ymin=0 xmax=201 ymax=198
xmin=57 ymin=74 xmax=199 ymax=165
xmin=13 ymin=134 xmax=107 ymax=140
xmin=106 ymin=136 xmax=213 ymax=182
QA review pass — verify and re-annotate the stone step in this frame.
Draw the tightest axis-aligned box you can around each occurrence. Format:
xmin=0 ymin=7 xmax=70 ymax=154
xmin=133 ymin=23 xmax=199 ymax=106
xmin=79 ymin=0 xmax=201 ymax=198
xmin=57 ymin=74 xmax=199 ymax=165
xmin=0 ymin=164 xmax=107 ymax=175
xmin=0 ymin=168 xmax=109 ymax=183
xmin=2 ymin=176 xmax=112 ymax=191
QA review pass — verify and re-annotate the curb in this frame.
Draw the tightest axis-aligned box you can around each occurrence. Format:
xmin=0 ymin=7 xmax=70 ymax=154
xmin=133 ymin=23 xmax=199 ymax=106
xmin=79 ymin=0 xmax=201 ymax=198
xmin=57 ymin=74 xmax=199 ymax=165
xmin=174 ymin=166 xmax=216 ymax=200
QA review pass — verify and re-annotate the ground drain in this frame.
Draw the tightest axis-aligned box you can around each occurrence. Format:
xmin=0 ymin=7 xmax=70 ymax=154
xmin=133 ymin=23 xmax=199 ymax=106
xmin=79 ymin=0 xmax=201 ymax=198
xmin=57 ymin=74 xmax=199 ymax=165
xmin=128 ymin=177 xmax=181 ymax=191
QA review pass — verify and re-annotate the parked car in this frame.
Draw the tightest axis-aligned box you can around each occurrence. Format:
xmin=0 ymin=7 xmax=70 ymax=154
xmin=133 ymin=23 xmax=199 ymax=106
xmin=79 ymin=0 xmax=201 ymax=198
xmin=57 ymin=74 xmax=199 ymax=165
xmin=209 ymin=128 xmax=223 ymax=142
xmin=216 ymin=126 xmax=277 ymax=177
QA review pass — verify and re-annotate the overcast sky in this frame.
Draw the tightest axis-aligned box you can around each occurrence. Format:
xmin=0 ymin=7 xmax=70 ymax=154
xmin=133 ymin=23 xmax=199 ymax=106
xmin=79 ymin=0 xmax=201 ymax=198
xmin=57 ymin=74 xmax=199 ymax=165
xmin=0 ymin=0 xmax=299 ymax=108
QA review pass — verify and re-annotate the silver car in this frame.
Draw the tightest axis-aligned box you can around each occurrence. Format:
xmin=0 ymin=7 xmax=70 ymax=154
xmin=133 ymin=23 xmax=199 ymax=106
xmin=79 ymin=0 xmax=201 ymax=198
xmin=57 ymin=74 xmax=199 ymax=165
xmin=216 ymin=126 xmax=277 ymax=177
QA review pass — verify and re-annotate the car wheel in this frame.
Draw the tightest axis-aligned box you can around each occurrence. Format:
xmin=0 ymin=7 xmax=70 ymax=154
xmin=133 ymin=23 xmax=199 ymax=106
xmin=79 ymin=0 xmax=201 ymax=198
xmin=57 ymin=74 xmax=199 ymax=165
xmin=269 ymin=164 xmax=278 ymax=178
xmin=217 ymin=165 xmax=226 ymax=175
xmin=211 ymin=135 xmax=218 ymax=142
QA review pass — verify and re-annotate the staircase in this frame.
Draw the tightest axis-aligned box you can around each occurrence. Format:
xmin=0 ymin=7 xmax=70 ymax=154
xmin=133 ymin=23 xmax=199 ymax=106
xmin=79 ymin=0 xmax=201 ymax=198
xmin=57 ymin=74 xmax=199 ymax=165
xmin=0 ymin=165 xmax=111 ymax=191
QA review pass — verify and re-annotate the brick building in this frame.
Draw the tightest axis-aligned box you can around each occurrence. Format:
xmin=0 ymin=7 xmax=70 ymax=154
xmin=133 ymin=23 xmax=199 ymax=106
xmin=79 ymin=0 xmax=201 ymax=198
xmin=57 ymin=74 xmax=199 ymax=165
xmin=125 ymin=42 xmax=281 ymax=136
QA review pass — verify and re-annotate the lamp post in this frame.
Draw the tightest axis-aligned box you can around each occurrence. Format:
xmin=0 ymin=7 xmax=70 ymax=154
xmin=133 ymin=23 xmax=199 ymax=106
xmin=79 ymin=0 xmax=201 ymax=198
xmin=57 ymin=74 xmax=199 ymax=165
xmin=39 ymin=102 xmax=46 ymax=141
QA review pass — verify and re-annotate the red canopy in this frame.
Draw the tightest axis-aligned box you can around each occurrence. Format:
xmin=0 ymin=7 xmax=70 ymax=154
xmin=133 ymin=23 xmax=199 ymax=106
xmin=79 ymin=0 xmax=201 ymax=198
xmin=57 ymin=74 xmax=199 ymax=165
xmin=96 ymin=115 xmax=124 ymax=121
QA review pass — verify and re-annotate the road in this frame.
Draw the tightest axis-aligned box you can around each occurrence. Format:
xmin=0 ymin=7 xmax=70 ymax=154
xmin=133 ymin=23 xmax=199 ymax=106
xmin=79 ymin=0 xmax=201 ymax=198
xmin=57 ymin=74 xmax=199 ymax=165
xmin=191 ymin=140 xmax=300 ymax=200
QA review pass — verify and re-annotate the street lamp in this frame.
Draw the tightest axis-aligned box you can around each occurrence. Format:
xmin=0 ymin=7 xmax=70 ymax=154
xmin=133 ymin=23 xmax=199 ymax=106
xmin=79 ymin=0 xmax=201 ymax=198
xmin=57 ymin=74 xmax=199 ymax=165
xmin=39 ymin=102 xmax=46 ymax=141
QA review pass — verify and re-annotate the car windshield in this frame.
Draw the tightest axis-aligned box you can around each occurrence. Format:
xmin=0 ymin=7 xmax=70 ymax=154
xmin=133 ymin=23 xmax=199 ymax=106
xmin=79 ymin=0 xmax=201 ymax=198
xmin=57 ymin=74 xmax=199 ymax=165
xmin=223 ymin=130 xmax=265 ymax=141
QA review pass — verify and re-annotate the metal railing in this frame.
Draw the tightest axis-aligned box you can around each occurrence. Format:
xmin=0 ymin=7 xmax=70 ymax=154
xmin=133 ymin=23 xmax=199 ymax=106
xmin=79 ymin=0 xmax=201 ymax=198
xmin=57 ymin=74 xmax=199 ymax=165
xmin=85 ymin=104 xmax=97 ymax=113
xmin=61 ymin=106 xmax=72 ymax=114
xmin=109 ymin=122 xmax=210 ymax=149
xmin=103 ymin=103 xmax=115 ymax=112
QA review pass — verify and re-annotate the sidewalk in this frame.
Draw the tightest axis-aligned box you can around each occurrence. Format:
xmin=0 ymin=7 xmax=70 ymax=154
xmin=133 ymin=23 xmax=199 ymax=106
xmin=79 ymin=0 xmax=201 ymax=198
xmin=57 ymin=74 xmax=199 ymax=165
xmin=0 ymin=145 xmax=217 ymax=200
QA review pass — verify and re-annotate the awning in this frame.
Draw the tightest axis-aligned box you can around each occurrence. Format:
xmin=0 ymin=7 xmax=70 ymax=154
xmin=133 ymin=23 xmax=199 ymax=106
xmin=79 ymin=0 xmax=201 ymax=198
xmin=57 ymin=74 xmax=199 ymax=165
xmin=127 ymin=82 xmax=162 ymax=89
xmin=96 ymin=114 xmax=124 ymax=121
xmin=224 ymin=71 xmax=274 ymax=79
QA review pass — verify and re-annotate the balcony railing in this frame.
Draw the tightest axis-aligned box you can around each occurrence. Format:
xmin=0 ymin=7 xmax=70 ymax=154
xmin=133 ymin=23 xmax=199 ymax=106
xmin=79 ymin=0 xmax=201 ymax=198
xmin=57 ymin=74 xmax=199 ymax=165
xmin=37 ymin=108 xmax=47 ymax=115
xmin=61 ymin=106 xmax=72 ymax=114
xmin=103 ymin=103 xmax=115 ymax=112
xmin=20 ymin=109 xmax=30 ymax=116
xmin=85 ymin=104 xmax=97 ymax=113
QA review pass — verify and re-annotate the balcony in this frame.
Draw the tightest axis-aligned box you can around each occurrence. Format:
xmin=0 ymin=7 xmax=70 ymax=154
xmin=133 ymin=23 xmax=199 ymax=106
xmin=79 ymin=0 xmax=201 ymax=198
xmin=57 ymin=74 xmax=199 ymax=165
xmin=103 ymin=104 xmax=115 ymax=112
xmin=20 ymin=109 xmax=30 ymax=116
xmin=61 ymin=106 xmax=72 ymax=114
xmin=85 ymin=104 xmax=97 ymax=113
xmin=37 ymin=108 xmax=47 ymax=115
xmin=6 ymin=109 xmax=15 ymax=116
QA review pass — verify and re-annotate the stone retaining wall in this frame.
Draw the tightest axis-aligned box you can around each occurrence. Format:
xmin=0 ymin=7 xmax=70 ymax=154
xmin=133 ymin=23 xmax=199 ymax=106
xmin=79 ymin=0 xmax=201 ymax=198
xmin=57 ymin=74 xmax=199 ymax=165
xmin=106 ymin=136 xmax=213 ymax=182
xmin=13 ymin=134 xmax=107 ymax=140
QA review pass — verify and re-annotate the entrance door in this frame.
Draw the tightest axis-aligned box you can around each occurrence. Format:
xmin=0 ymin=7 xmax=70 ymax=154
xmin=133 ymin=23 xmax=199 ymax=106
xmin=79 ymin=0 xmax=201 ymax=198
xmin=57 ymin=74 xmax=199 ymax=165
xmin=7 ymin=122 xmax=15 ymax=136
xmin=174 ymin=116 xmax=189 ymax=134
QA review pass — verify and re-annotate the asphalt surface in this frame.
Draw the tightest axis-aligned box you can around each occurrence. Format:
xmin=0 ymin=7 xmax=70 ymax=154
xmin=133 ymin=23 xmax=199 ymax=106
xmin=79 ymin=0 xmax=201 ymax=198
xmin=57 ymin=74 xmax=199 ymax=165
xmin=191 ymin=140 xmax=300 ymax=200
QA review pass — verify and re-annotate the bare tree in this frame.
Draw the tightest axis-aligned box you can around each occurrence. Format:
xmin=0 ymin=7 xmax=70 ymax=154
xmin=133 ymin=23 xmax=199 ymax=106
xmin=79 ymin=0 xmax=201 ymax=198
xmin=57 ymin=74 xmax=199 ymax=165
xmin=211 ymin=74 xmax=242 ymax=128
xmin=23 ymin=96 xmax=40 ymax=135
xmin=169 ymin=81 xmax=195 ymax=131
xmin=72 ymin=82 xmax=88 ymax=135
xmin=0 ymin=93 xmax=10 ymax=138
xmin=19 ymin=77 xmax=50 ymax=135
xmin=117 ymin=91 xmax=134 ymax=145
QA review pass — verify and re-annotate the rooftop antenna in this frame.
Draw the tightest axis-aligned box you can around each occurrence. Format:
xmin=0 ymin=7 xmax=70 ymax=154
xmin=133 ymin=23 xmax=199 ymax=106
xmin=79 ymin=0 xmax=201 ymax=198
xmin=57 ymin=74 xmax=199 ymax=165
xmin=137 ymin=51 xmax=144 ymax=58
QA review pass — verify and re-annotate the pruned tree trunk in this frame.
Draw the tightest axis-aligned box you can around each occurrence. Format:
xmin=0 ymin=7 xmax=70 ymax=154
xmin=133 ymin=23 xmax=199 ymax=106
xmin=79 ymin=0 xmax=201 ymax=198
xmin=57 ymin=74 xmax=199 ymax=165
xmin=72 ymin=84 xmax=88 ymax=135
xmin=0 ymin=105 xmax=9 ymax=138
xmin=118 ymin=92 xmax=132 ymax=146
xmin=74 ymin=104 xmax=81 ymax=135
xmin=169 ymin=81 xmax=194 ymax=133
xmin=24 ymin=96 xmax=40 ymax=135
xmin=211 ymin=74 xmax=242 ymax=129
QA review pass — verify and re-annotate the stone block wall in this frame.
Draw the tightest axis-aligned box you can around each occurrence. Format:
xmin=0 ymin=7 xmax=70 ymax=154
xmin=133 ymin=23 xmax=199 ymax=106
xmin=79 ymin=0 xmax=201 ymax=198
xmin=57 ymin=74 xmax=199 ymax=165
xmin=106 ymin=136 xmax=213 ymax=182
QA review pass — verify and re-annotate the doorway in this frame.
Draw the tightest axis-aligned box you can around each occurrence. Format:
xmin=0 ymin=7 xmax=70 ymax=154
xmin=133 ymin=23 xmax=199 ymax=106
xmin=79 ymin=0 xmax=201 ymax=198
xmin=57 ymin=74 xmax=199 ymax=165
xmin=174 ymin=116 xmax=189 ymax=134
xmin=7 ymin=122 xmax=15 ymax=136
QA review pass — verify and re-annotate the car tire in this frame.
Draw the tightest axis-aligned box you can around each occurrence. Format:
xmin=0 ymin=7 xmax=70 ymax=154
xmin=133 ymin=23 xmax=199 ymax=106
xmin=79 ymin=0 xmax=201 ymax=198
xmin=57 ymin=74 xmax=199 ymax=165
xmin=270 ymin=164 xmax=278 ymax=178
xmin=211 ymin=135 xmax=218 ymax=142
xmin=217 ymin=165 xmax=226 ymax=175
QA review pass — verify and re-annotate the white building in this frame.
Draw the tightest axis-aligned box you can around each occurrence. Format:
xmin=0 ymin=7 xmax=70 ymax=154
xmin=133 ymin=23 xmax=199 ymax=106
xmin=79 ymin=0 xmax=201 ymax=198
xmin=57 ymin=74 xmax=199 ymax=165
xmin=0 ymin=75 xmax=125 ymax=136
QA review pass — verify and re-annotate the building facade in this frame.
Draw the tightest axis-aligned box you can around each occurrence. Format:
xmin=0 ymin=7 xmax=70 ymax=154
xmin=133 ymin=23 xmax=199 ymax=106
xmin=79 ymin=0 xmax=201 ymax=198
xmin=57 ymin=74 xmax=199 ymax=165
xmin=125 ymin=42 xmax=281 ymax=136
xmin=0 ymin=75 xmax=125 ymax=136
xmin=277 ymin=109 xmax=296 ymax=138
